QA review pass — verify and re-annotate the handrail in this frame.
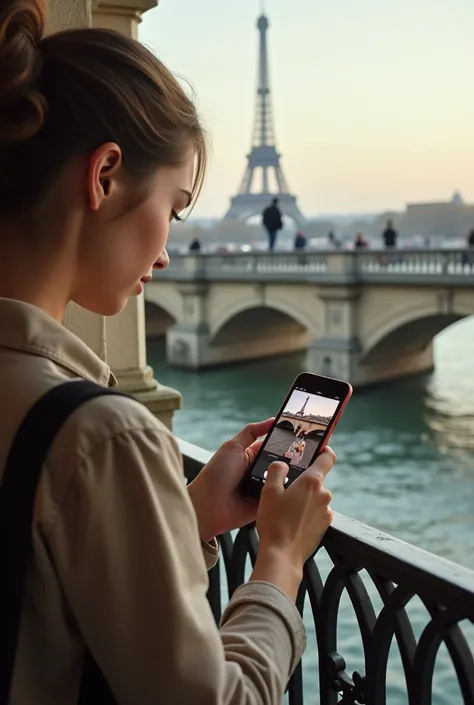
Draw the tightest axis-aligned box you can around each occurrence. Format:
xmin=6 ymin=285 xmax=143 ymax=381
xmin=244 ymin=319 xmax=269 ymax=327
xmin=154 ymin=249 xmax=474 ymax=286
xmin=178 ymin=437 xmax=474 ymax=705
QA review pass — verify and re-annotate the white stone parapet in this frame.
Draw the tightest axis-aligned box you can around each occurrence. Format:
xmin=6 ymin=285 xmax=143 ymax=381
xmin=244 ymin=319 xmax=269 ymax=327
xmin=156 ymin=248 xmax=474 ymax=285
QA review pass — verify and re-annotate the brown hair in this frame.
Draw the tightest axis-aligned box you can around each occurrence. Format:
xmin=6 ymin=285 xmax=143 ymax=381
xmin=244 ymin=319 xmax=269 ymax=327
xmin=0 ymin=0 xmax=207 ymax=216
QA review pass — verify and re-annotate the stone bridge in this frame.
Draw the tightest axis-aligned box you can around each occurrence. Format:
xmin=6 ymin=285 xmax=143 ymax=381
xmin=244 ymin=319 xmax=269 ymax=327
xmin=144 ymin=249 xmax=474 ymax=387
xmin=277 ymin=413 xmax=328 ymax=438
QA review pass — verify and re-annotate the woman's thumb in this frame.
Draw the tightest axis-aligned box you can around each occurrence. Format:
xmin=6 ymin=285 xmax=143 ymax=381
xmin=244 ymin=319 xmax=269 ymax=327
xmin=263 ymin=461 xmax=289 ymax=490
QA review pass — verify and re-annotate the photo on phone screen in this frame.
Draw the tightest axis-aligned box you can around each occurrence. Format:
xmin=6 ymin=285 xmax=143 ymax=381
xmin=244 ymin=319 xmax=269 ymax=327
xmin=241 ymin=374 xmax=351 ymax=500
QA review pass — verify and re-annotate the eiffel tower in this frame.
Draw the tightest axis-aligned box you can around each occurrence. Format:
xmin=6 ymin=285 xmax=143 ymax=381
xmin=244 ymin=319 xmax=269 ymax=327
xmin=223 ymin=13 xmax=306 ymax=226
xmin=296 ymin=396 xmax=309 ymax=417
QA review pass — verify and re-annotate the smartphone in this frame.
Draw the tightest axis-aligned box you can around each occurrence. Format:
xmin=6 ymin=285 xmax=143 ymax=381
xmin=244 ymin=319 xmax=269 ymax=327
xmin=240 ymin=372 xmax=352 ymax=501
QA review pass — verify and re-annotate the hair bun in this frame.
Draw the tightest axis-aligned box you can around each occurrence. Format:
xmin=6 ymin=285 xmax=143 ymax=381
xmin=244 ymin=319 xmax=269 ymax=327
xmin=0 ymin=0 xmax=46 ymax=143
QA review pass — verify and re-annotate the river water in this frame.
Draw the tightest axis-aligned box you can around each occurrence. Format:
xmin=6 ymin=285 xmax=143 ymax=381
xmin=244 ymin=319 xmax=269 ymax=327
xmin=148 ymin=317 xmax=474 ymax=704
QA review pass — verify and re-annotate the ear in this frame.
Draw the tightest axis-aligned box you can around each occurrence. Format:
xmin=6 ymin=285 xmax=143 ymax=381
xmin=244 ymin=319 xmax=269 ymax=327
xmin=87 ymin=142 xmax=123 ymax=212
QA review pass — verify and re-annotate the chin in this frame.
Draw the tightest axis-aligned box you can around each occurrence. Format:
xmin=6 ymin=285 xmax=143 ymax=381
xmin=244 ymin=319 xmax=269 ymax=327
xmin=71 ymin=294 xmax=128 ymax=317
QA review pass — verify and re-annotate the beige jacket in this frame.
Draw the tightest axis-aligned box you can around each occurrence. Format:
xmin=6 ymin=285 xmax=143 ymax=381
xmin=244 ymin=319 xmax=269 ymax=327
xmin=0 ymin=298 xmax=306 ymax=705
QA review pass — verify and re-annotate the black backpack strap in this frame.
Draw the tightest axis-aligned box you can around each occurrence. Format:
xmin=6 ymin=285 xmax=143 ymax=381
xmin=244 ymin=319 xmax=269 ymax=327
xmin=0 ymin=380 xmax=129 ymax=704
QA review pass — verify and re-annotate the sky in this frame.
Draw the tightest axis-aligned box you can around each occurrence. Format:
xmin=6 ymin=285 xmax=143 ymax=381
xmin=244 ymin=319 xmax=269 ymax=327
xmin=140 ymin=0 xmax=474 ymax=219
xmin=283 ymin=390 xmax=339 ymax=419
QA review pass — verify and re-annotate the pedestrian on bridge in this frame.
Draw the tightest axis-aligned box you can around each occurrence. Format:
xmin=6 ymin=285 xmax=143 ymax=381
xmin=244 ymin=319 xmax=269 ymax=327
xmin=354 ymin=233 xmax=368 ymax=249
xmin=382 ymin=219 xmax=398 ymax=249
xmin=462 ymin=229 xmax=474 ymax=266
xmin=189 ymin=237 xmax=201 ymax=252
xmin=262 ymin=197 xmax=283 ymax=251
xmin=294 ymin=231 xmax=307 ymax=251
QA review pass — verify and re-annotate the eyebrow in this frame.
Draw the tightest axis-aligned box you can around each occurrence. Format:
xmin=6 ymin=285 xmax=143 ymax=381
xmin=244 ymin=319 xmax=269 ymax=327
xmin=179 ymin=189 xmax=192 ymax=207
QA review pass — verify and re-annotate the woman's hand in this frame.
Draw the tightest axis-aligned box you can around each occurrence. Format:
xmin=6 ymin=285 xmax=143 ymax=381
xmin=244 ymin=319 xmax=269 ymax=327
xmin=253 ymin=449 xmax=335 ymax=597
xmin=187 ymin=419 xmax=274 ymax=542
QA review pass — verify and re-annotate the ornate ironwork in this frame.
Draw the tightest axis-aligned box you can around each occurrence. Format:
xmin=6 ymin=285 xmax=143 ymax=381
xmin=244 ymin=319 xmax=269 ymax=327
xmin=180 ymin=440 xmax=474 ymax=705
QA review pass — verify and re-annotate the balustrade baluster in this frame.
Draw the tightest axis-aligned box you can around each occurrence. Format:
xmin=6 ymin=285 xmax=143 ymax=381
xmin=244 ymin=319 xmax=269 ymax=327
xmin=155 ymin=248 xmax=470 ymax=284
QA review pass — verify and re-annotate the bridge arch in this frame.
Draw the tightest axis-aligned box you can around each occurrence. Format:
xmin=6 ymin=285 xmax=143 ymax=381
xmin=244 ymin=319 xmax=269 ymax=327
xmin=362 ymin=305 xmax=472 ymax=363
xmin=144 ymin=300 xmax=177 ymax=338
xmin=276 ymin=420 xmax=295 ymax=432
xmin=210 ymin=299 xmax=317 ymax=345
xmin=144 ymin=288 xmax=182 ymax=322
xmin=306 ymin=428 xmax=325 ymax=440
xmin=210 ymin=303 xmax=315 ymax=348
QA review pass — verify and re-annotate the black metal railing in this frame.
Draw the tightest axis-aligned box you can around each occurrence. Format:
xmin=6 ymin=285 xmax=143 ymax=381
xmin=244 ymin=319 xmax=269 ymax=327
xmin=180 ymin=438 xmax=474 ymax=705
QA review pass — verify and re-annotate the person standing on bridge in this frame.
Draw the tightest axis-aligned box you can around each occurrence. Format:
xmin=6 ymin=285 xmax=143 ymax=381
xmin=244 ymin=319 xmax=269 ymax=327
xmin=354 ymin=233 xmax=368 ymax=249
xmin=462 ymin=229 xmax=474 ymax=266
xmin=294 ymin=231 xmax=307 ymax=251
xmin=189 ymin=237 xmax=201 ymax=252
xmin=0 ymin=3 xmax=336 ymax=705
xmin=328 ymin=230 xmax=342 ymax=249
xmin=382 ymin=219 xmax=398 ymax=249
xmin=262 ymin=197 xmax=283 ymax=251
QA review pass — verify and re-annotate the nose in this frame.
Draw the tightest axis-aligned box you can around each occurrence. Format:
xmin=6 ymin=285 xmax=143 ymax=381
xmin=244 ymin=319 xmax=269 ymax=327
xmin=153 ymin=249 xmax=170 ymax=271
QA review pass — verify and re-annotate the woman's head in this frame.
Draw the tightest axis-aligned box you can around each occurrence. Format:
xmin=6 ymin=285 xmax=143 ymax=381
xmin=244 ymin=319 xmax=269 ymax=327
xmin=0 ymin=0 xmax=206 ymax=316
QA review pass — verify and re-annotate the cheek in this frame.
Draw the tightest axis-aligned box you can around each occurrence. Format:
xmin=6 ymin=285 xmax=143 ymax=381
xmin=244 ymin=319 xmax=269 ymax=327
xmin=86 ymin=202 xmax=170 ymax=290
xmin=136 ymin=204 xmax=169 ymax=257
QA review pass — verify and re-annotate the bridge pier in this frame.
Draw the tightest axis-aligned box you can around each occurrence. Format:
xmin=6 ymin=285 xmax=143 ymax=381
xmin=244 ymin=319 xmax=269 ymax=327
xmin=308 ymin=338 xmax=435 ymax=387
xmin=308 ymin=337 xmax=361 ymax=381
xmin=306 ymin=285 xmax=436 ymax=387
xmin=166 ymin=322 xmax=212 ymax=368
xmin=165 ymin=282 xmax=209 ymax=367
xmin=307 ymin=286 xmax=361 ymax=380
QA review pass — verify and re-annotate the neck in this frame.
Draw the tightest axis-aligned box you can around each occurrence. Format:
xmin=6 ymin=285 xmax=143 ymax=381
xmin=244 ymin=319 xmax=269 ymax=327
xmin=0 ymin=231 xmax=73 ymax=321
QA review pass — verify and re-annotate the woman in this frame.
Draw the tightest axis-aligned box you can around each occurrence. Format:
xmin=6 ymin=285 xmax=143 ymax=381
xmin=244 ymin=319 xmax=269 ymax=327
xmin=285 ymin=438 xmax=306 ymax=466
xmin=294 ymin=438 xmax=307 ymax=466
xmin=0 ymin=1 xmax=335 ymax=703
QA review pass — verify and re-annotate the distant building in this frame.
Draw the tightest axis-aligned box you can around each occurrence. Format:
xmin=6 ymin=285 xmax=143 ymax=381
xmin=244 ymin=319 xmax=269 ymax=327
xmin=402 ymin=192 xmax=474 ymax=240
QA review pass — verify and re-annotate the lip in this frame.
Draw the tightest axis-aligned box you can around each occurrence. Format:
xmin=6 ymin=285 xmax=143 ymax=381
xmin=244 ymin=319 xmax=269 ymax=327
xmin=140 ymin=275 xmax=152 ymax=284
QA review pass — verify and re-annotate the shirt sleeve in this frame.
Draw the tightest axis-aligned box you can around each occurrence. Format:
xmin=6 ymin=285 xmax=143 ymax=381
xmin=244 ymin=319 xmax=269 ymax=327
xmin=47 ymin=421 xmax=306 ymax=705
xmin=201 ymin=538 xmax=220 ymax=571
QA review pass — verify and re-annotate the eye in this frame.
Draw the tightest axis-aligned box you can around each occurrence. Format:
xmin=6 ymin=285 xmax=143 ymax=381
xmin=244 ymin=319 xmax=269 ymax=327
xmin=171 ymin=209 xmax=183 ymax=223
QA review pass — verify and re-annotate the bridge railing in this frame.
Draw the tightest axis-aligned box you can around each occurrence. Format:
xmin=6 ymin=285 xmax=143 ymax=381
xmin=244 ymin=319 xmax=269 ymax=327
xmin=357 ymin=248 xmax=474 ymax=279
xmin=180 ymin=438 xmax=474 ymax=705
xmin=157 ymin=249 xmax=474 ymax=284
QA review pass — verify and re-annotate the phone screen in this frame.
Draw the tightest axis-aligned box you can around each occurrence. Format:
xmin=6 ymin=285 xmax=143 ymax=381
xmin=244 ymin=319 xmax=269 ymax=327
xmin=241 ymin=374 xmax=351 ymax=499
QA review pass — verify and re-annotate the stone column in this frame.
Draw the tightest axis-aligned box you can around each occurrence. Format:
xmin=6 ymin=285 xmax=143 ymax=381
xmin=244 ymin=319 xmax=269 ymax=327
xmin=46 ymin=0 xmax=91 ymax=32
xmin=92 ymin=0 xmax=157 ymax=39
xmin=105 ymin=298 xmax=181 ymax=429
xmin=47 ymin=0 xmax=181 ymax=428
xmin=166 ymin=283 xmax=212 ymax=368
xmin=307 ymin=286 xmax=364 ymax=383
xmin=47 ymin=1 xmax=108 ymax=366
